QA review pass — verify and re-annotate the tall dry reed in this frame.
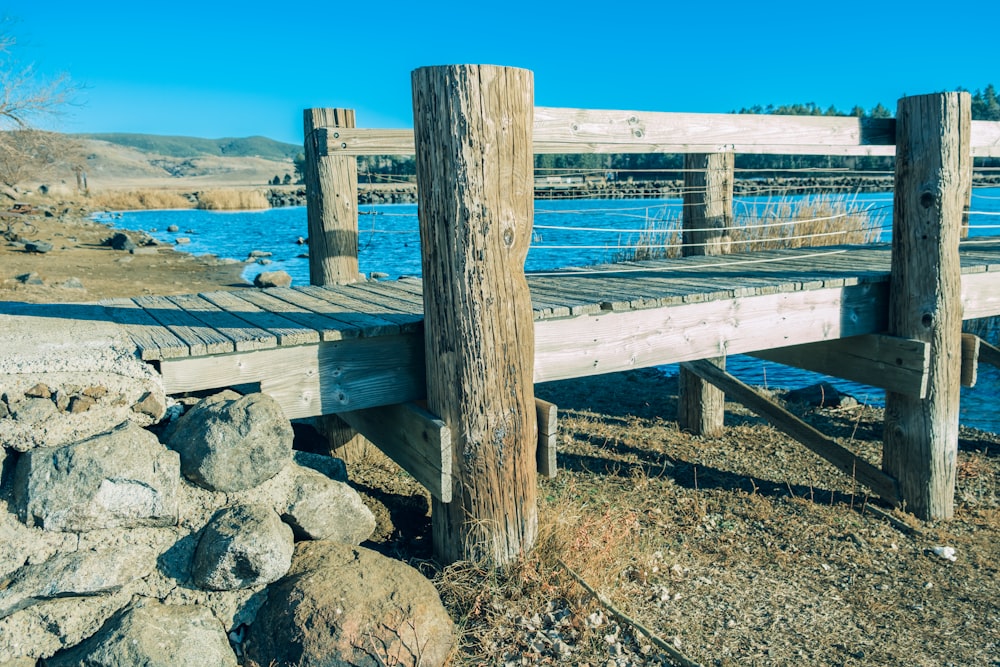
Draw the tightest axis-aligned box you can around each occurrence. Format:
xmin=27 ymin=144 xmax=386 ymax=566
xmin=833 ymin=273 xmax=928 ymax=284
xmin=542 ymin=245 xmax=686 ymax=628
xmin=89 ymin=189 xmax=194 ymax=210
xmin=196 ymin=189 xmax=270 ymax=210
xmin=613 ymin=194 xmax=884 ymax=262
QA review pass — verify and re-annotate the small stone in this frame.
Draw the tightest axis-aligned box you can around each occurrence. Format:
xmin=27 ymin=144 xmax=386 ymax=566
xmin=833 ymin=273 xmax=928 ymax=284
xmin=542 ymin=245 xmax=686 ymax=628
xmin=24 ymin=384 xmax=52 ymax=399
xmin=15 ymin=272 xmax=44 ymax=285
xmin=68 ymin=395 xmax=97 ymax=414
xmin=253 ymin=271 xmax=292 ymax=289
xmin=58 ymin=277 xmax=85 ymax=289
xmin=192 ymin=504 xmax=294 ymax=591
xmin=175 ymin=237 xmax=191 ymax=245
xmin=132 ymin=391 xmax=165 ymax=421
xmin=166 ymin=225 xmax=180 ymax=232
xmin=81 ymin=386 xmax=108 ymax=399
xmin=106 ymin=232 xmax=136 ymax=252
xmin=24 ymin=241 xmax=53 ymax=254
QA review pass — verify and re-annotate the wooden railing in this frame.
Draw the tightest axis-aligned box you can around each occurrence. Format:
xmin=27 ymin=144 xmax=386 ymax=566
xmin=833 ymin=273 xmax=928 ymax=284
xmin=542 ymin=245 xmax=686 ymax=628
xmin=302 ymin=65 xmax=998 ymax=565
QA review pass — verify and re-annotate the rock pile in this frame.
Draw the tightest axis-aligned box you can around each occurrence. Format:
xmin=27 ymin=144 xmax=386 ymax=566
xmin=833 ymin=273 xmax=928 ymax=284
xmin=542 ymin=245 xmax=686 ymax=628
xmin=0 ymin=328 xmax=455 ymax=665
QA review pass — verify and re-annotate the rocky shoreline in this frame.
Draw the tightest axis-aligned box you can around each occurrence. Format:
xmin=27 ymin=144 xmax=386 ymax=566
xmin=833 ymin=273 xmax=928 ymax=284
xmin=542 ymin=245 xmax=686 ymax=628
xmin=264 ymin=174 xmax=1000 ymax=208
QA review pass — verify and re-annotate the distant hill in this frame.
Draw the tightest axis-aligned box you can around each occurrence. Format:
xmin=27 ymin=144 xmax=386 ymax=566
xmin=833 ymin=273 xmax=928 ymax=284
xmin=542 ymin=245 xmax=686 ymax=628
xmin=75 ymin=133 xmax=301 ymax=161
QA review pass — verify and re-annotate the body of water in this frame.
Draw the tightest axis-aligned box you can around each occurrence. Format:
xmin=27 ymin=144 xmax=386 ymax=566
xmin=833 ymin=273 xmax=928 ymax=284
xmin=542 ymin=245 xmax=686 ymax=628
xmin=99 ymin=189 xmax=1000 ymax=433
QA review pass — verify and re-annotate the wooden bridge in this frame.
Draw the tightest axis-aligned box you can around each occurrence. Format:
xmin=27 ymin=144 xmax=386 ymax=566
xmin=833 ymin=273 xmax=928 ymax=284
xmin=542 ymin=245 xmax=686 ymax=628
xmin=7 ymin=64 xmax=1000 ymax=566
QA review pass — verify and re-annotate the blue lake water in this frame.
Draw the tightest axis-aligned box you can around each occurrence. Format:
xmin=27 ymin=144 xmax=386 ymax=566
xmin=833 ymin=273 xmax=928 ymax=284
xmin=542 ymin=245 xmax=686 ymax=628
xmin=98 ymin=189 xmax=1000 ymax=433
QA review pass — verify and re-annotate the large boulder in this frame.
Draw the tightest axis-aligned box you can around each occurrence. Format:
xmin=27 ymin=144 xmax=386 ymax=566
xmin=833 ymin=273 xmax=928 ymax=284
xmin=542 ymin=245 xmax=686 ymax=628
xmin=45 ymin=600 xmax=237 ymax=667
xmin=192 ymin=504 xmax=294 ymax=591
xmin=12 ymin=421 xmax=179 ymax=531
xmin=0 ymin=542 xmax=158 ymax=619
xmin=166 ymin=391 xmax=293 ymax=492
xmin=281 ymin=465 xmax=375 ymax=543
xmin=244 ymin=541 xmax=455 ymax=667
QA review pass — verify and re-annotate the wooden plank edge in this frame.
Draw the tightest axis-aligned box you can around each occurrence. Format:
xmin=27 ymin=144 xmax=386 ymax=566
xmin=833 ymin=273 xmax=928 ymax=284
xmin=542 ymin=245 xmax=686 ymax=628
xmin=339 ymin=402 xmax=452 ymax=503
xmin=750 ymin=334 xmax=930 ymax=398
xmin=535 ymin=398 xmax=558 ymax=479
xmin=681 ymin=359 xmax=900 ymax=505
xmin=979 ymin=338 xmax=1000 ymax=369
xmin=961 ymin=334 xmax=980 ymax=388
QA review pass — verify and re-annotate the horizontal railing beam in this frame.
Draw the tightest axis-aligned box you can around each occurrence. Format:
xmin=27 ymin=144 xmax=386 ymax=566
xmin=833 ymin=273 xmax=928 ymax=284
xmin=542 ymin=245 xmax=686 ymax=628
xmin=316 ymin=108 xmax=1000 ymax=158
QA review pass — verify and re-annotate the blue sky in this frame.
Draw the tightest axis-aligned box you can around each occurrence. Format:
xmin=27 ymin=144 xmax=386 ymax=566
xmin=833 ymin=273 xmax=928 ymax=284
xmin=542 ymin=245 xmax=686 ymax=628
xmin=9 ymin=0 xmax=997 ymax=145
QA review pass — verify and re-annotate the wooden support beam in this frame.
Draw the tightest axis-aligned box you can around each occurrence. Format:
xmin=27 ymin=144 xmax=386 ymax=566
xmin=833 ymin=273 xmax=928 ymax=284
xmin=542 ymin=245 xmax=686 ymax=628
xmin=682 ymin=359 xmax=900 ymax=504
xmin=413 ymin=64 xmax=538 ymax=566
xmin=338 ymin=402 xmax=451 ymax=502
xmin=316 ymin=109 xmax=1000 ymax=158
xmin=678 ymin=152 xmax=733 ymax=436
xmin=534 ymin=282 xmax=890 ymax=383
xmin=883 ymin=92 xmax=971 ymax=521
xmin=536 ymin=399 xmax=558 ymax=479
xmin=303 ymin=108 xmax=360 ymax=285
xmin=979 ymin=338 xmax=1000 ymax=369
xmin=961 ymin=334 xmax=980 ymax=388
xmin=751 ymin=334 xmax=930 ymax=398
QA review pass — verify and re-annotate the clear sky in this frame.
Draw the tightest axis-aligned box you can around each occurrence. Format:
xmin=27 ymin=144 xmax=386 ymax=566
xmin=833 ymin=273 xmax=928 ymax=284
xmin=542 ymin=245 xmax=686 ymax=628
xmin=9 ymin=0 xmax=998 ymax=146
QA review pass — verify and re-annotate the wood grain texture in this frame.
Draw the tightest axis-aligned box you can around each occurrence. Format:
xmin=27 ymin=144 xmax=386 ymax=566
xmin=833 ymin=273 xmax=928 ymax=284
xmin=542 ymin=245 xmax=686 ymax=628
xmin=751 ymin=334 xmax=930 ymax=398
xmin=960 ymin=333 xmax=980 ymax=388
xmin=682 ymin=359 xmax=899 ymax=503
xmin=883 ymin=93 xmax=971 ymax=520
xmin=339 ymin=402 xmax=452 ymax=502
xmin=304 ymin=108 xmax=360 ymax=285
xmin=412 ymin=64 xmax=538 ymax=565
xmin=317 ymin=110 xmax=1000 ymax=157
xmin=678 ymin=153 xmax=733 ymax=435
xmin=535 ymin=399 xmax=558 ymax=479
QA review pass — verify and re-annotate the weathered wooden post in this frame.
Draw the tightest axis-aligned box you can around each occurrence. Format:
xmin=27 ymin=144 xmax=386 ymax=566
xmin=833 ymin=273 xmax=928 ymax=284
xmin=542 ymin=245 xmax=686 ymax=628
xmin=883 ymin=92 xmax=971 ymax=520
xmin=303 ymin=108 xmax=359 ymax=285
xmin=677 ymin=152 xmax=734 ymax=436
xmin=303 ymin=108 xmax=372 ymax=461
xmin=412 ymin=64 xmax=538 ymax=565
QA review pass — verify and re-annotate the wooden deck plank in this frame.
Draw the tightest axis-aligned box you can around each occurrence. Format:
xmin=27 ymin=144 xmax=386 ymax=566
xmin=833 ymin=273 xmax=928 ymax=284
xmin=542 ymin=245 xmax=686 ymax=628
xmin=265 ymin=287 xmax=402 ymax=338
xmin=198 ymin=290 xmax=320 ymax=346
xmin=297 ymin=285 xmax=423 ymax=333
xmin=234 ymin=289 xmax=360 ymax=341
xmin=131 ymin=295 xmax=235 ymax=357
xmin=166 ymin=293 xmax=277 ymax=352
xmin=100 ymin=297 xmax=189 ymax=360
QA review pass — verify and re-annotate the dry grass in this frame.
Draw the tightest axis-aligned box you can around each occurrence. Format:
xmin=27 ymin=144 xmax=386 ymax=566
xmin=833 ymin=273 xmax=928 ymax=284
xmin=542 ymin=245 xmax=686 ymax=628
xmin=196 ymin=189 xmax=270 ymax=210
xmin=87 ymin=189 xmax=194 ymax=210
xmin=368 ymin=370 xmax=1000 ymax=666
xmin=614 ymin=194 xmax=884 ymax=262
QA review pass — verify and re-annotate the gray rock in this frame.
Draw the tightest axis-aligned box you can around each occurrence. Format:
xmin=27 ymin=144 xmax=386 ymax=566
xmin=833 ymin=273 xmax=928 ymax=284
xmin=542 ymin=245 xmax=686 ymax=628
xmin=253 ymin=271 xmax=292 ymax=288
xmin=14 ymin=272 xmax=44 ymax=285
xmin=56 ymin=277 xmax=84 ymax=289
xmin=192 ymin=504 xmax=293 ymax=591
xmin=0 ymin=543 xmax=157 ymax=618
xmin=166 ymin=224 xmax=179 ymax=232
xmin=785 ymin=381 xmax=843 ymax=407
xmin=23 ymin=241 xmax=52 ymax=254
xmin=292 ymin=449 xmax=348 ymax=482
xmin=106 ymin=232 xmax=136 ymax=252
xmin=13 ymin=422 xmax=179 ymax=531
xmin=0 ymin=586 xmax=133 ymax=663
xmin=245 ymin=541 xmax=455 ymax=667
xmin=166 ymin=391 xmax=293 ymax=492
xmin=45 ymin=600 xmax=237 ymax=667
xmin=175 ymin=237 xmax=191 ymax=245
xmin=282 ymin=466 xmax=375 ymax=543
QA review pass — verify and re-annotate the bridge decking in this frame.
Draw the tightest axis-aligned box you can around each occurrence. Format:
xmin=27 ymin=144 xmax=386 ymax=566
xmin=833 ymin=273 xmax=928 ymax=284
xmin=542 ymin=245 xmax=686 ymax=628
xmin=95 ymin=239 xmax=1000 ymax=419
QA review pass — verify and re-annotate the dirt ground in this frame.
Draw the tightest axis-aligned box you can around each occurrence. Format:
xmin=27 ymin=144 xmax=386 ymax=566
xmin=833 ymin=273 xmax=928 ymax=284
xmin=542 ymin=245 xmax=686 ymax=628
xmin=0 ymin=200 xmax=249 ymax=303
xmin=3 ymin=199 xmax=997 ymax=667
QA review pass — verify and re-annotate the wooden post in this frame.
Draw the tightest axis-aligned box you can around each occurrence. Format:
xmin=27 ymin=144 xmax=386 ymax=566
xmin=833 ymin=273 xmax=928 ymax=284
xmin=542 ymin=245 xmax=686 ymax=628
xmin=412 ymin=64 xmax=538 ymax=565
xmin=883 ymin=92 xmax=971 ymax=520
xmin=304 ymin=108 xmax=371 ymax=461
xmin=303 ymin=108 xmax=359 ymax=285
xmin=677 ymin=152 xmax=734 ymax=436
